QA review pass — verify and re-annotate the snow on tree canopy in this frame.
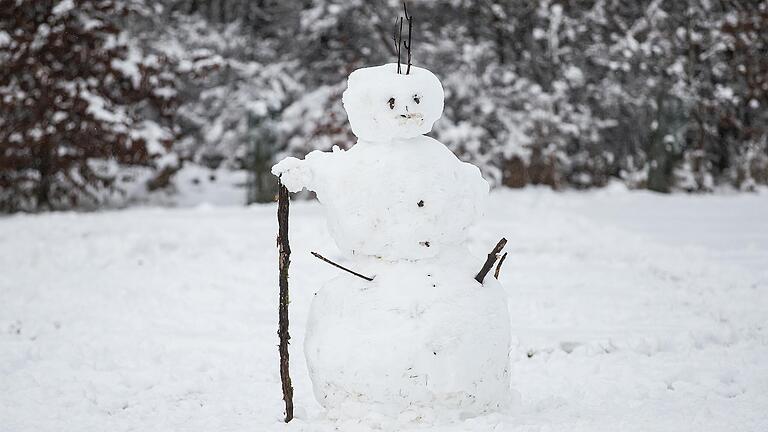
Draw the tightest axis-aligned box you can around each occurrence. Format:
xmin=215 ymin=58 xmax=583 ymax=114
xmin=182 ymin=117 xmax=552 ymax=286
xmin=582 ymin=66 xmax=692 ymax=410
xmin=0 ymin=0 xmax=177 ymax=212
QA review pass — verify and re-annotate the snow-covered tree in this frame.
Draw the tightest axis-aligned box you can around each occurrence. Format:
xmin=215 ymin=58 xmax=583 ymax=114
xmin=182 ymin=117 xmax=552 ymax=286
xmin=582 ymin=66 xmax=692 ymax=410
xmin=3 ymin=0 xmax=767 ymax=212
xmin=0 ymin=0 xmax=178 ymax=211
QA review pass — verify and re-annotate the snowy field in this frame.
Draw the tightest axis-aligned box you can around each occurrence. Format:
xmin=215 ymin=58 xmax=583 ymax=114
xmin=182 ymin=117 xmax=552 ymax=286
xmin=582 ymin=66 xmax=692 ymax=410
xmin=1 ymin=188 xmax=767 ymax=431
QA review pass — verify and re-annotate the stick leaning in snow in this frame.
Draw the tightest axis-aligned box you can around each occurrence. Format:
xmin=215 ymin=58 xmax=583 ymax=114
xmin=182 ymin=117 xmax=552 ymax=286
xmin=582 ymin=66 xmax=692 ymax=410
xmin=276 ymin=181 xmax=294 ymax=423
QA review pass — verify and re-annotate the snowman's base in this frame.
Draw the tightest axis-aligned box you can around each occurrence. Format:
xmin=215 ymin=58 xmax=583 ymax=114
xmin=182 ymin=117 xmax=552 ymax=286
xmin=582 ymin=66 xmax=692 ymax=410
xmin=304 ymin=257 xmax=511 ymax=419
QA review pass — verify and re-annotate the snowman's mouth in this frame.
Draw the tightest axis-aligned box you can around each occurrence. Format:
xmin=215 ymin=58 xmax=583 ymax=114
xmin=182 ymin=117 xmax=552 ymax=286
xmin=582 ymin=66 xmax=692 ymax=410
xmin=397 ymin=113 xmax=424 ymax=126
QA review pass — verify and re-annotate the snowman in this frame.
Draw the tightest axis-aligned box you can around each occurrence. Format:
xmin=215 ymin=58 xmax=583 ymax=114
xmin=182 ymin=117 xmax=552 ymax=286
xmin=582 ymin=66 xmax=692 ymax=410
xmin=272 ymin=61 xmax=511 ymax=420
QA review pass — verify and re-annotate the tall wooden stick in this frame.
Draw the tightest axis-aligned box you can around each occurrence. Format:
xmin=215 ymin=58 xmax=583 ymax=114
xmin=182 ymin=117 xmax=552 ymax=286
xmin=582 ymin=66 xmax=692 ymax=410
xmin=475 ymin=238 xmax=507 ymax=283
xmin=277 ymin=182 xmax=294 ymax=423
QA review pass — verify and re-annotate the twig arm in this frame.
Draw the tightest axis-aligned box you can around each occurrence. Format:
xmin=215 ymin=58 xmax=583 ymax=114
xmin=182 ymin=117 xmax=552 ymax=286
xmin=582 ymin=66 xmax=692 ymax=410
xmin=311 ymin=252 xmax=374 ymax=282
xmin=475 ymin=238 xmax=507 ymax=283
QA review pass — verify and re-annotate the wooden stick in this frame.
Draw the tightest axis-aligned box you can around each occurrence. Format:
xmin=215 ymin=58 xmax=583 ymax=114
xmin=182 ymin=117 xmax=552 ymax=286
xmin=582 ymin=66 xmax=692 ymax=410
xmin=311 ymin=251 xmax=374 ymax=281
xmin=494 ymin=252 xmax=508 ymax=279
xmin=393 ymin=18 xmax=401 ymax=73
xmin=403 ymin=1 xmax=413 ymax=74
xmin=475 ymin=238 xmax=507 ymax=283
xmin=396 ymin=17 xmax=403 ymax=74
xmin=276 ymin=182 xmax=293 ymax=423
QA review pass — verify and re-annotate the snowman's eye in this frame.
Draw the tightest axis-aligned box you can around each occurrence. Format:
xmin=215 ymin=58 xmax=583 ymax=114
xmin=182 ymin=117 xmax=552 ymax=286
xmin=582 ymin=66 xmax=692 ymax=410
xmin=413 ymin=95 xmax=421 ymax=104
xmin=388 ymin=97 xmax=395 ymax=110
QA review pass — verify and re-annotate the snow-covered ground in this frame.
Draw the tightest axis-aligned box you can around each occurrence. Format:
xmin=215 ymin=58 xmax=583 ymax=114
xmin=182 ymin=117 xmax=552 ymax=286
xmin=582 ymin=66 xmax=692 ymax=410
xmin=1 ymin=188 xmax=766 ymax=431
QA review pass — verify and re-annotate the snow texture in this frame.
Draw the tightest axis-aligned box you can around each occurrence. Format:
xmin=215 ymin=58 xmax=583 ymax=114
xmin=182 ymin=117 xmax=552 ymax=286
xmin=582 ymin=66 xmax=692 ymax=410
xmin=1 ymin=189 xmax=767 ymax=431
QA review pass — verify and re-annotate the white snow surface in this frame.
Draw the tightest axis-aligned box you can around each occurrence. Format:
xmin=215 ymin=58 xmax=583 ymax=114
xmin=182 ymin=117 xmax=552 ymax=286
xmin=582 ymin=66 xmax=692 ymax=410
xmin=1 ymin=188 xmax=768 ymax=431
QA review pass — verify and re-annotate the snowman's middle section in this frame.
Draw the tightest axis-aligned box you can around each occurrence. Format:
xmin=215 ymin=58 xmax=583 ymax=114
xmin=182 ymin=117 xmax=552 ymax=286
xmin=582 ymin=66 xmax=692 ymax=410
xmin=307 ymin=135 xmax=488 ymax=261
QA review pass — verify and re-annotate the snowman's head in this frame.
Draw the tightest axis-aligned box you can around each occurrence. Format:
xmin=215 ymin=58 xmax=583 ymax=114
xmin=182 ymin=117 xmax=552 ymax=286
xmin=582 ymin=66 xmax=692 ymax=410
xmin=342 ymin=63 xmax=444 ymax=142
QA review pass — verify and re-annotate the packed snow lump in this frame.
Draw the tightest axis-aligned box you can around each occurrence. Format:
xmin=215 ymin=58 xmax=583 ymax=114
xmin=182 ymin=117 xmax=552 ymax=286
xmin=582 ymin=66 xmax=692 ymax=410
xmin=273 ymin=63 xmax=511 ymax=420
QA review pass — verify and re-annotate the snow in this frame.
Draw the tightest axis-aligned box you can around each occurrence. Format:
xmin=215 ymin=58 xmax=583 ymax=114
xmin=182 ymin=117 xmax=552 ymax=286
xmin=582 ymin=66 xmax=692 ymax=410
xmin=131 ymin=120 xmax=172 ymax=156
xmin=1 ymin=189 xmax=766 ymax=431
xmin=52 ymin=0 xmax=75 ymax=16
xmin=51 ymin=111 xmax=68 ymax=123
xmin=715 ymin=84 xmax=735 ymax=102
xmin=0 ymin=31 xmax=10 ymax=47
xmin=564 ymin=65 xmax=584 ymax=86
xmin=111 ymin=45 xmax=143 ymax=89
xmin=80 ymin=89 xmax=128 ymax=124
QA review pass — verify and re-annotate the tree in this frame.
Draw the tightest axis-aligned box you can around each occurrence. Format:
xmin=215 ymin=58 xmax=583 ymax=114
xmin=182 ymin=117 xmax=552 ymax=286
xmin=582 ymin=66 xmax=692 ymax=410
xmin=0 ymin=0 xmax=177 ymax=211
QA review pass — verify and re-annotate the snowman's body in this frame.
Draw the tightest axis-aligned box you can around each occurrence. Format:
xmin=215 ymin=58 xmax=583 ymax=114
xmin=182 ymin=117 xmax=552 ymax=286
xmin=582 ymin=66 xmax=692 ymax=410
xmin=288 ymin=135 xmax=488 ymax=261
xmin=273 ymin=63 xmax=510 ymax=419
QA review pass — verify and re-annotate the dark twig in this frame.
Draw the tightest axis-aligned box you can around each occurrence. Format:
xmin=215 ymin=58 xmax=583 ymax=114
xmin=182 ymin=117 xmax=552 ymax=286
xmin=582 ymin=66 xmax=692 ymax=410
xmin=494 ymin=252 xmax=508 ymax=279
xmin=393 ymin=18 xmax=401 ymax=73
xmin=475 ymin=238 xmax=507 ymax=283
xmin=311 ymin=251 xmax=374 ymax=281
xmin=276 ymin=181 xmax=294 ymax=423
xmin=397 ymin=17 xmax=403 ymax=73
xmin=403 ymin=1 xmax=413 ymax=74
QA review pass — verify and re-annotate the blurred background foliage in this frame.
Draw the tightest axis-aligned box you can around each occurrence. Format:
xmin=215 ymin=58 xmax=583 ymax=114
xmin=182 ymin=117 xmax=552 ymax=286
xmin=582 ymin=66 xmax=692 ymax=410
xmin=1 ymin=0 xmax=767 ymax=212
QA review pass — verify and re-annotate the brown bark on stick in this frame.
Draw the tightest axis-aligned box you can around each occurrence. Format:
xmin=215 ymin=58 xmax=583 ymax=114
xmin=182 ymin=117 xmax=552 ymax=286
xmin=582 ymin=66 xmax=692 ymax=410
xmin=277 ymin=182 xmax=294 ymax=423
xmin=403 ymin=1 xmax=413 ymax=74
xmin=475 ymin=238 xmax=507 ymax=283
xmin=494 ymin=252 xmax=508 ymax=279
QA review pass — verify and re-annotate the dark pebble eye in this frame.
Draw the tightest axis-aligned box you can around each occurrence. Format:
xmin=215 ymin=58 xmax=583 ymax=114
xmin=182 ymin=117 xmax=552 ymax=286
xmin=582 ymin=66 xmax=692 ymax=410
xmin=413 ymin=95 xmax=420 ymax=104
xmin=388 ymin=97 xmax=395 ymax=109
